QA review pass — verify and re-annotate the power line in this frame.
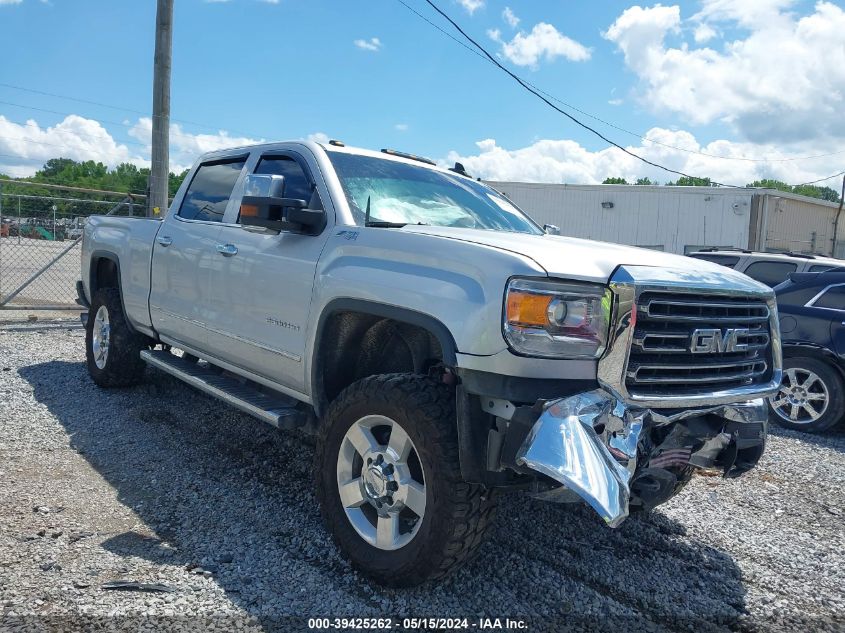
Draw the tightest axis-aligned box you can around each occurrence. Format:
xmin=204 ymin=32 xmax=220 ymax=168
xmin=0 ymin=100 xmax=255 ymax=147
xmin=400 ymin=0 xmax=845 ymax=171
xmin=791 ymin=170 xmax=845 ymax=188
xmin=0 ymin=82 xmax=266 ymax=140
xmin=417 ymin=0 xmax=749 ymax=187
xmin=0 ymin=99 xmax=139 ymax=131
xmin=0 ymin=117 xmax=148 ymax=149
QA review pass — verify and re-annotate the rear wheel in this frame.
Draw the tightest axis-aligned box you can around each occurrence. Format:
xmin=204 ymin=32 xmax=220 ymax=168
xmin=768 ymin=357 xmax=845 ymax=433
xmin=85 ymin=288 xmax=147 ymax=388
xmin=315 ymin=374 xmax=496 ymax=586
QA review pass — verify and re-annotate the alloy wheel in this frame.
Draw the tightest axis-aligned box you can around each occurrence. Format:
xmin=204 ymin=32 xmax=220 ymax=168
xmin=770 ymin=367 xmax=829 ymax=424
xmin=91 ymin=305 xmax=111 ymax=370
xmin=336 ymin=415 xmax=426 ymax=551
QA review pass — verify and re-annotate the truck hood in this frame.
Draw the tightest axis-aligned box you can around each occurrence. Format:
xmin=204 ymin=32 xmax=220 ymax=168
xmin=402 ymin=226 xmax=741 ymax=284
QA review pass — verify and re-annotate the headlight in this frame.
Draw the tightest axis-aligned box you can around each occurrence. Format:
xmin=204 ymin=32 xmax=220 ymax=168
xmin=504 ymin=278 xmax=612 ymax=359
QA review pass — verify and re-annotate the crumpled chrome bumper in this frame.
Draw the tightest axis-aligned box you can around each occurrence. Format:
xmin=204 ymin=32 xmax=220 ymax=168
xmin=515 ymin=389 xmax=768 ymax=527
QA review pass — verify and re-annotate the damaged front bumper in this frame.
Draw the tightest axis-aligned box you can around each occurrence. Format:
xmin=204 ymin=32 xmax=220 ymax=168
xmin=515 ymin=390 xmax=768 ymax=527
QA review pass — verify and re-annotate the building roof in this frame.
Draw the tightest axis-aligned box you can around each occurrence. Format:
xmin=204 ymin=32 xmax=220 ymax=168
xmin=485 ymin=181 xmax=842 ymax=209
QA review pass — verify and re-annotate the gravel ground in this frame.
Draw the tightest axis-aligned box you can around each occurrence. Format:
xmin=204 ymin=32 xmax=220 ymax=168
xmin=1 ymin=326 xmax=844 ymax=633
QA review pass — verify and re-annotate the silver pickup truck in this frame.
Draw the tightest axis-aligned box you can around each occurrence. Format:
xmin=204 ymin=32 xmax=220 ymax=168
xmin=79 ymin=140 xmax=781 ymax=586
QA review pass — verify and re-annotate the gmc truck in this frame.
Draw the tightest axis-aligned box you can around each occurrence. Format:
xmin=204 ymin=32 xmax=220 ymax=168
xmin=79 ymin=140 xmax=781 ymax=586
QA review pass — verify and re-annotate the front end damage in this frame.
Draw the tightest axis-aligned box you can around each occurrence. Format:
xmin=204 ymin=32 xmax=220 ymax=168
xmin=476 ymin=264 xmax=780 ymax=527
xmin=513 ymin=390 xmax=768 ymax=526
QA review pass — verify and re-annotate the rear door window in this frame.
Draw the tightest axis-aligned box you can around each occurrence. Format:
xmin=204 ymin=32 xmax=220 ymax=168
xmin=743 ymin=261 xmax=798 ymax=287
xmin=178 ymin=158 xmax=247 ymax=222
xmin=813 ymin=285 xmax=845 ymax=311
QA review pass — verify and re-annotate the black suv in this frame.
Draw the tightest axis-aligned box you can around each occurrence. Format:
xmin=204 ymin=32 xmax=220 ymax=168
xmin=771 ymin=271 xmax=845 ymax=433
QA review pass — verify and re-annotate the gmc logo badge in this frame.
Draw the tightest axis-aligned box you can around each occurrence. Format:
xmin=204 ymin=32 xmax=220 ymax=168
xmin=689 ymin=328 xmax=750 ymax=354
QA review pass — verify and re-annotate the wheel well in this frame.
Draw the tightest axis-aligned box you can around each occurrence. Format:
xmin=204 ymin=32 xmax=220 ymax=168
xmin=90 ymin=257 xmax=119 ymax=293
xmin=782 ymin=345 xmax=845 ymax=382
xmin=314 ymin=311 xmax=446 ymax=413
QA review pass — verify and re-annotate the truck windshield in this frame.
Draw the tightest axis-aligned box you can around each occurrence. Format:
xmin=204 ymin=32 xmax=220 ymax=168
xmin=327 ymin=151 xmax=542 ymax=234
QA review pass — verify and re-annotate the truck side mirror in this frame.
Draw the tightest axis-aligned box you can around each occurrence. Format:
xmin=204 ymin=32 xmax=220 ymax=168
xmin=544 ymin=224 xmax=561 ymax=235
xmin=239 ymin=174 xmax=326 ymax=235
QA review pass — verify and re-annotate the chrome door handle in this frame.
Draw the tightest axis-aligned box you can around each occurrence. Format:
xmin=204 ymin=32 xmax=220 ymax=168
xmin=157 ymin=235 xmax=173 ymax=247
xmin=216 ymin=243 xmax=238 ymax=257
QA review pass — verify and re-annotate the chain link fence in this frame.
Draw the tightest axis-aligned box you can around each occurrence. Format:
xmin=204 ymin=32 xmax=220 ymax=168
xmin=0 ymin=181 xmax=146 ymax=310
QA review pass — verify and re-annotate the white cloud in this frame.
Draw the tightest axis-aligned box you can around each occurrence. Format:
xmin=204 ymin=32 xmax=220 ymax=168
xmin=444 ymin=129 xmax=843 ymax=188
xmin=0 ymin=113 xmax=272 ymax=177
xmin=0 ymin=0 xmax=23 ymax=4
xmin=306 ymin=132 xmax=330 ymax=143
xmin=502 ymin=6 xmax=519 ymax=28
xmin=489 ymin=22 xmax=591 ymax=68
xmin=457 ymin=0 xmax=483 ymax=15
xmin=692 ymin=22 xmax=716 ymax=43
xmin=604 ymin=1 xmax=845 ymax=143
xmin=353 ymin=37 xmax=382 ymax=52
xmin=128 ymin=117 xmax=263 ymax=173
xmin=0 ymin=115 xmax=144 ymax=177
xmin=394 ymin=123 xmax=409 ymax=132
xmin=692 ymin=0 xmax=798 ymax=27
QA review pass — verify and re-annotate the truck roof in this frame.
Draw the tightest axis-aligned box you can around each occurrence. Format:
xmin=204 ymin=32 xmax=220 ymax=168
xmin=691 ymin=249 xmax=843 ymax=266
xmin=195 ymin=140 xmax=476 ymax=180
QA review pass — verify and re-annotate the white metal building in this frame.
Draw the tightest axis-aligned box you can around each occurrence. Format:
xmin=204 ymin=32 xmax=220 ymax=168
xmin=487 ymin=182 xmax=844 ymax=257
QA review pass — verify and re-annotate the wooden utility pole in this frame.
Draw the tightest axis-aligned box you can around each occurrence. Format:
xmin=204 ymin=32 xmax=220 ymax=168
xmin=149 ymin=0 xmax=173 ymax=218
xmin=833 ymin=175 xmax=845 ymax=258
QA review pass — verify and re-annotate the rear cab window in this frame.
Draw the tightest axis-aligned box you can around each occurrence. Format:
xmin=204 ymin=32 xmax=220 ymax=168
xmin=688 ymin=254 xmax=740 ymax=268
xmin=812 ymin=285 xmax=845 ymax=311
xmin=742 ymin=261 xmax=798 ymax=287
xmin=177 ymin=158 xmax=247 ymax=222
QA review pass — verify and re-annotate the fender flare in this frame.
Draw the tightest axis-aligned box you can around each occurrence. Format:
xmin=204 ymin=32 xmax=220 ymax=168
xmin=87 ymin=250 xmax=139 ymax=334
xmin=310 ymin=298 xmax=458 ymax=416
xmin=88 ymin=250 xmax=122 ymax=296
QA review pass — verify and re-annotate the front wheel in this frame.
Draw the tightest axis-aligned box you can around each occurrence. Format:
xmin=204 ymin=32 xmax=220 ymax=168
xmin=315 ymin=374 xmax=496 ymax=586
xmin=768 ymin=357 xmax=845 ymax=433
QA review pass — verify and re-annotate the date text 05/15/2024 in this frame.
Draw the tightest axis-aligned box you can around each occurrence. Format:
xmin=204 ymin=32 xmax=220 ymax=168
xmin=307 ymin=617 xmax=528 ymax=630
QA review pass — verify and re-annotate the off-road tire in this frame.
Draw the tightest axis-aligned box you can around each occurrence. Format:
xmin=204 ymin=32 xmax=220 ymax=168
xmin=768 ymin=356 xmax=845 ymax=433
xmin=315 ymin=373 xmax=497 ymax=586
xmin=85 ymin=288 xmax=147 ymax=388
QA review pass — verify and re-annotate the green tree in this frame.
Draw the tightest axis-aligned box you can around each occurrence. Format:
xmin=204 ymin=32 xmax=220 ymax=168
xmin=668 ymin=176 xmax=715 ymax=187
xmin=792 ymin=185 xmax=840 ymax=203
xmin=602 ymin=177 xmax=628 ymax=184
xmin=746 ymin=179 xmax=841 ymax=203
xmin=747 ymin=179 xmax=792 ymax=193
xmin=1 ymin=158 xmax=191 ymax=218
xmin=635 ymin=177 xmax=655 ymax=185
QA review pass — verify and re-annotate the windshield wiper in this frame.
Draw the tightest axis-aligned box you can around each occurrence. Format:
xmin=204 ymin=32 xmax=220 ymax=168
xmin=362 ymin=195 xmax=424 ymax=228
xmin=366 ymin=220 xmax=410 ymax=228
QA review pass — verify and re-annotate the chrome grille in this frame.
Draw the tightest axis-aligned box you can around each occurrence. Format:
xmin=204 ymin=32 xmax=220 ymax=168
xmin=626 ymin=292 xmax=773 ymax=397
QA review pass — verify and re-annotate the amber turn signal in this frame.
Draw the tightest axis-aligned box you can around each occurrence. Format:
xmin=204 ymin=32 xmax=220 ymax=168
xmin=506 ymin=291 xmax=552 ymax=327
xmin=240 ymin=203 xmax=259 ymax=218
